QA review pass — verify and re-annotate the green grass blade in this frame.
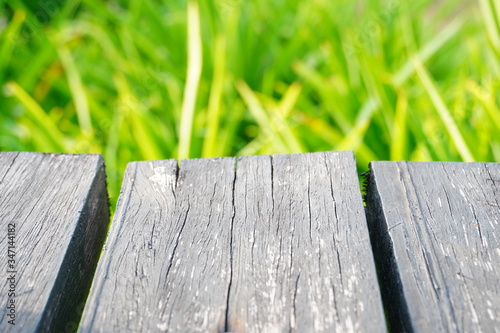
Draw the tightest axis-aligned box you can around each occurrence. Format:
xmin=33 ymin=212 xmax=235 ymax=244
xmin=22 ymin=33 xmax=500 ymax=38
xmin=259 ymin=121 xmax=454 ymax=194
xmin=390 ymin=90 xmax=408 ymax=160
xmin=58 ymin=46 xmax=93 ymax=136
xmin=466 ymin=80 xmax=500 ymax=131
xmin=114 ymin=73 xmax=163 ymax=161
xmin=4 ymin=81 xmax=66 ymax=151
xmin=0 ymin=10 xmax=25 ymax=83
xmin=335 ymin=98 xmax=378 ymax=151
xmin=202 ymin=34 xmax=225 ymax=158
xmin=178 ymin=1 xmax=202 ymax=160
xmin=412 ymin=58 xmax=474 ymax=162
xmin=393 ymin=18 xmax=463 ymax=87
xmin=236 ymin=80 xmax=288 ymax=153
xmin=479 ymin=0 xmax=500 ymax=59
xmin=269 ymin=82 xmax=304 ymax=153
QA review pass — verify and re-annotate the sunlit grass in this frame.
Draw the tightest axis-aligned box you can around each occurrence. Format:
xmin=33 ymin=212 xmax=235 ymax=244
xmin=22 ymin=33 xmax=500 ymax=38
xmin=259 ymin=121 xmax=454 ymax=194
xmin=1 ymin=0 xmax=499 ymax=211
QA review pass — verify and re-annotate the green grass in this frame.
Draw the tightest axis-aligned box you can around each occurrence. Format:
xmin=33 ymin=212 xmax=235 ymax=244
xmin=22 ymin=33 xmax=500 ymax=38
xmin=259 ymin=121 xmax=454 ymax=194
xmin=1 ymin=0 xmax=500 ymax=211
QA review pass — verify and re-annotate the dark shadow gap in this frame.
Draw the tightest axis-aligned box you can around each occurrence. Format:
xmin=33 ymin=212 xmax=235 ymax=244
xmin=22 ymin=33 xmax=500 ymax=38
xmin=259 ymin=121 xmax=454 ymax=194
xmin=224 ymin=157 xmax=238 ymax=332
xmin=363 ymin=164 xmax=414 ymax=333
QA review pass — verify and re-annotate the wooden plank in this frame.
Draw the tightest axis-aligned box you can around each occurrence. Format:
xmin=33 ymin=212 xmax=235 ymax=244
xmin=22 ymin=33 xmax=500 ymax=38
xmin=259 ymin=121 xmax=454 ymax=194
xmin=80 ymin=158 xmax=235 ymax=332
xmin=80 ymin=159 xmax=179 ymax=332
xmin=227 ymin=152 xmax=387 ymax=332
xmin=0 ymin=152 xmax=109 ymax=332
xmin=81 ymin=152 xmax=386 ymax=332
xmin=366 ymin=161 xmax=500 ymax=332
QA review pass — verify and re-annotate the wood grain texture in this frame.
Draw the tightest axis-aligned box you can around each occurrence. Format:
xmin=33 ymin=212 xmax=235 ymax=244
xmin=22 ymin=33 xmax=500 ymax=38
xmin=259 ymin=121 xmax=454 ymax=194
xmin=79 ymin=159 xmax=179 ymax=332
xmin=366 ymin=161 xmax=500 ymax=333
xmin=80 ymin=158 xmax=235 ymax=332
xmin=227 ymin=152 xmax=386 ymax=333
xmin=80 ymin=152 xmax=386 ymax=332
xmin=0 ymin=152 xmax=109 ymax=332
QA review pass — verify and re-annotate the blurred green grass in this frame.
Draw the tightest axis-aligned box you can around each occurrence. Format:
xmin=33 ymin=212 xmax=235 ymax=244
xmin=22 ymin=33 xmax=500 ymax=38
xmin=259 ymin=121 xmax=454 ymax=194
xmin=1 ymin=0 xmax=499 ymax=211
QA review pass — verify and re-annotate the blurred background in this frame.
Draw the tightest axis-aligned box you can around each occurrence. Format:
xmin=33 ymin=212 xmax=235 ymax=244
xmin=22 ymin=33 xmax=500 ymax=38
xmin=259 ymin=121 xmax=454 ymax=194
xmin=1 ymin=0 xmax=499 ymax=209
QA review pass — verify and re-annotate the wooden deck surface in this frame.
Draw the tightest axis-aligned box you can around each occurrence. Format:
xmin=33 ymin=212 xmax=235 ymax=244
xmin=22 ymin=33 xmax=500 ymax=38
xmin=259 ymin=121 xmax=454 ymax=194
xmin=0 ymin=152 xmax=498 ymax=332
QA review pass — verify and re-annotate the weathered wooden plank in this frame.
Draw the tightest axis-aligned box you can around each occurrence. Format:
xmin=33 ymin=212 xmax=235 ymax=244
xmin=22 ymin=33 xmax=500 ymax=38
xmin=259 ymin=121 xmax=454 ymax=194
xmin=81 ymin=152 xmax=385 ymax=332
xmin=0 ymin=152 xmax=109 ymax=332
xmin=79 ymin=159 xmax=178 ymax=332
xmin=366 ymin=161 xmax=500 ymax=332
xmin=228 ymin=152 xmax=386 ymax=332
xmin=80 ymin=158 xmax=235 ymax=332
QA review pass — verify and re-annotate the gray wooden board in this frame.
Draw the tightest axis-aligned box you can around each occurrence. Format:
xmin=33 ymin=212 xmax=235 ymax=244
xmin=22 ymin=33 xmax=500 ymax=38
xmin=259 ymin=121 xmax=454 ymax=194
xmin=0 ymin=152 xmax=109 ymax=332
xmin=227 ymin=152 xmax=386 ymax=332
xmin=80 ymin=151 xmax=386 ymax=332
xmin=366 ymin=161 xmax=500 ymax=333
xmin=80 ymin=158 xmax=233 ymax=332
